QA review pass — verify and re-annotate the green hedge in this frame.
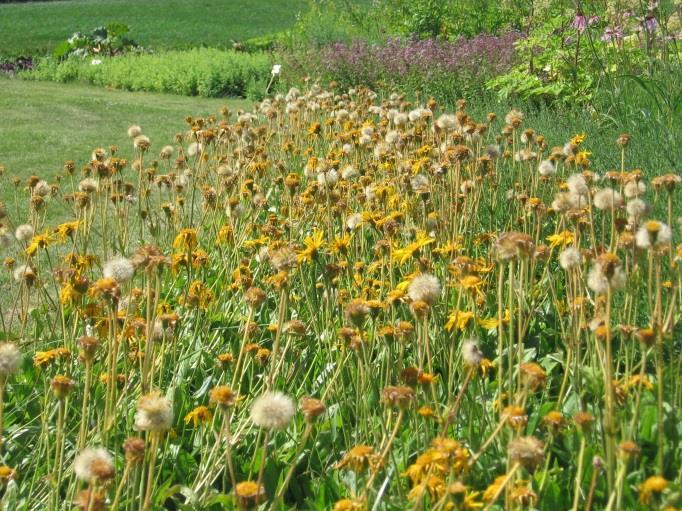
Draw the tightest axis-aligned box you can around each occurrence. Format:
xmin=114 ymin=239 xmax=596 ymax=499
xmin=24 ymin=48 xmax=272 ymax=98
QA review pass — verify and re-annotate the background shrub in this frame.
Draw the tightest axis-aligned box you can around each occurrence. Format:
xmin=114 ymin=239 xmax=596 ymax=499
xmin=25 ymin=48 xmax=272 ymax=98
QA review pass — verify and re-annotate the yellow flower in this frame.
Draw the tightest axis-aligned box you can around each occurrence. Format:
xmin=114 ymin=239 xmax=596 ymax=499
xmin=243 ymin=236 xmax=269 ymax=251
xmin=54 ymin=221 xmax=81 ymax=241
xmin=445 ymin=310 xmax=474 ymax=332
xmin=25 ymin=232 xmax=52 ymax=256
xmin=184 ymin=405 xmax=213 ymax=427
xmin=59 ymin=283 xmax=81 ymax=305
xmin=639 ymin=475 xmax=667 ymax=504
xmin=172 ymin=228 xmax=197 ymax=250
xmin=34 ymin=347 xmax=71 ymax=368
xmin=575 ymin=150 xmax=591 ymax=166
xmin=216 ymin=225 xmax=234 ymax=245
xmin=330 ymin=235 xmax=351 ymax=255
xmin=571 ymin=133 xmax=586 ymax=145
xmin=546 ymin=230 xmax=574 ymax=248
xmin=392 ymin=232 xmax=434 ymax=264
xmin=297 ymin=229 xmax=325 ymax=263
xmin=477 ymin=317 xmax=499 ymax=330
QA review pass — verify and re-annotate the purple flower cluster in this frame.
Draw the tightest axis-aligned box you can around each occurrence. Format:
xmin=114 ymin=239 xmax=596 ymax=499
xmin=0 ymin=56 xmax=34 ymax=74
xmin=313 ymin=32 xmax=523 ymax=87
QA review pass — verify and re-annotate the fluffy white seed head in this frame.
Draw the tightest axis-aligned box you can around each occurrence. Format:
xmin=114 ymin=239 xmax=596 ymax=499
xmin=14 ymin=224 xmax=34 ymax=243
xmin=462 ymin=339 xmax=483 ymax=367
xmin=187 ymin=142 xmax=203 ymax=157
xmin=407 ymin=274 xmax=441 ymax=306
xmin=127 ymin=125 xmax=142 ymax=138
xmin=250 ymin=391 xmax=296 ymax=431
xmin=0 ymin=343 xmax=21 ymax=378
xmin=103 ymin=256 xmax=135 ymax=283
xmin=538 ymin=159 xmax=556 ymax=177
xmin=626 ymin=198 xmax=649 ymax=220
xmin=74 ymin=447 xmax=114 ymax=482
xmin=559 ymin=247 xmax=582 ymax=270
xmin=593 ymin=188 xmax=623 ymax=210
xmin=567 ymin=174 xmax=589 ymax=196
xmin=79 ymin=178 xmax=99 ymax=193
xmin=636 ymin=221 xmax=672 ymax=249
xmin=587 ymin=264 xmax=626 ymax=294
xmin=624 ymin=180 xmax=646 ymax=198
xmin=317 ymin=169 xmax=339 ymax=188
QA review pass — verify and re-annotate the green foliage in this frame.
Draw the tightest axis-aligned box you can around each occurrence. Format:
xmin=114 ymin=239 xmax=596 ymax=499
xmin=486 ymin=17 xmax=596 ymax=105
xmin=25 ymin=49 xmax=272 ymax=98
xmin=287 ymin=0 xmax=375 ymax=49
xmin=52 ymin=23 xmax=140 ymax=59
xmin=372 ymin=0 xmax=525 ymax=39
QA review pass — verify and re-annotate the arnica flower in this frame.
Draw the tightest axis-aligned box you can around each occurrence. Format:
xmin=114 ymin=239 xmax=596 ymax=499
xmin=300 ymin=396 xmax=326 ymax=422
xmin=573 ymin=411 xmax=595 ymax=433
xmin=135 ymin=391 xmax=173 ymax=432
xmin=51 ymin=375 xmax=75 ymax=399
xmin=519 ymin=362 xmax=546 ymax=390
xmin=0 ymin=343 xmax=21 ymax=379
xmin=0 ymin=466 xmax=17 ymax=481
xmin=333 ymin=498 xmax=365 ymax=511
xmin=297 ymin=229 xmax=325 ymax=263
xmin=381 ymin=385 xmax=415 ymax=409
xmin=508 ymin=436 xmax=545 ymax=471
xmin=172 ymin=228 xmax=198 ymax=250
xmin=445 ymin=310 xmax=475 ymax=332
xmin=503 ymin=406 xmax=528 ymax=429
xmin=635 ymin=220 xmax=672 ymax=249
xmin=73 ymin=447 xmax=115 ymax=483
xmin=250 ymin=391 xmax=295 ymax=431
xmin=335 ymin=445 xmax=378 ymax=473
xmin=210 ymin=385 xmax=237 ymax=409
xmin=184 ymin=405 xmax=213 ymax=427
xmin=234 ymin=480 xmax=266 ymax=510
xmin=639 ymin=475 xmax=667 ymax=504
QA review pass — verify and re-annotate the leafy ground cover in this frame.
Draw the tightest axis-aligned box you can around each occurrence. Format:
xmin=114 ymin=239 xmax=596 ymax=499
xmin=24 ymin=48 xmax=272 ymax=98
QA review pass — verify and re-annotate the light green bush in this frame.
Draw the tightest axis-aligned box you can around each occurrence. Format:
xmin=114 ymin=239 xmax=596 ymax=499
xmin=25 ymin=48 xmax=272 ymax=98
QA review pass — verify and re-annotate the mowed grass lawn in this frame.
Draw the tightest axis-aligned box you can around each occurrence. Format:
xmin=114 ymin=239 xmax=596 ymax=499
xmin=0 ymin=0 xmax=307 ymax=57
xmin=0 ymin=77 xmax=247 ymax=201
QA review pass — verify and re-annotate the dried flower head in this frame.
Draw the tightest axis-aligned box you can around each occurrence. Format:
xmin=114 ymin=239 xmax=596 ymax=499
xmin=135 ymin=391 xmax=173 ymax=432
xmin=74 ymin=447 xmax=114 ymax=482
xmin=508 ymin=436 xmax=544 ymax=471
